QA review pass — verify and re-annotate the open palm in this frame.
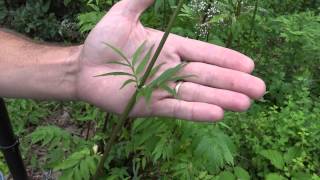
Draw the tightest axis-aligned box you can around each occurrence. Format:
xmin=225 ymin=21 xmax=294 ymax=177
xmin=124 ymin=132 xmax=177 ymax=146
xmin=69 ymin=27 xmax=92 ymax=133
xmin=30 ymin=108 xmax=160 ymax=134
xmin=77 ymin=0 xmax=266 ymax=122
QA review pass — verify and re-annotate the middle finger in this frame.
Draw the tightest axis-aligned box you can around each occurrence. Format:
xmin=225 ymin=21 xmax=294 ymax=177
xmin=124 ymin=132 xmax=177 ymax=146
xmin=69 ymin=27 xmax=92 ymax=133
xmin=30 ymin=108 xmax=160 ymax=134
xmin=181 ymin=62 xmax=266 ymax=99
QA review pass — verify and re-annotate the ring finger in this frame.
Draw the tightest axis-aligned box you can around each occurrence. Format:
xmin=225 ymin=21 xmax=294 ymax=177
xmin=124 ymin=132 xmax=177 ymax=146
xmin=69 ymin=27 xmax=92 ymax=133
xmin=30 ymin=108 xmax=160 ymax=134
xmin=180 ymin=62 xmax=266 ymax=99
xmin=175 ymin=82 xmax=252 ymax=112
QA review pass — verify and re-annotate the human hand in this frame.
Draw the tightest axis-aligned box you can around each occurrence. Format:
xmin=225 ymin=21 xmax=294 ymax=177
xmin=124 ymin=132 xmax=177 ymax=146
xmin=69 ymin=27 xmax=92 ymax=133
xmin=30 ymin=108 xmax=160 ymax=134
xmin=77 ymin=0 xmax=266 ymax=122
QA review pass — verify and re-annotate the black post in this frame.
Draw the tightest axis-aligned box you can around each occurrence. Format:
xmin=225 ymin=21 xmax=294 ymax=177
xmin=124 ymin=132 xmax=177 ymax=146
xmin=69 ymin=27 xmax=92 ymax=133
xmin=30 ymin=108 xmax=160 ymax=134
xmin=0 ymin=98 xmax=28 ymax=180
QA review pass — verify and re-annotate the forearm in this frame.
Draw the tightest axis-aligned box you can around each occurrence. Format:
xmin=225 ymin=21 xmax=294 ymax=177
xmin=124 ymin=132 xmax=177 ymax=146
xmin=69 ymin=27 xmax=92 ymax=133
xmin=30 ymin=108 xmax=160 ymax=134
xmin=0 ymin=29 xmax=82 ymax=100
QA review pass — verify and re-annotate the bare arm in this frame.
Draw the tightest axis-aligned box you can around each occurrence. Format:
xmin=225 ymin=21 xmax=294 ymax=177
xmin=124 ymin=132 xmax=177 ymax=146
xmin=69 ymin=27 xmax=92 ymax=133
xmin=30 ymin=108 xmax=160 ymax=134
xmin=0 ymin=29 xmax=82 ymax=100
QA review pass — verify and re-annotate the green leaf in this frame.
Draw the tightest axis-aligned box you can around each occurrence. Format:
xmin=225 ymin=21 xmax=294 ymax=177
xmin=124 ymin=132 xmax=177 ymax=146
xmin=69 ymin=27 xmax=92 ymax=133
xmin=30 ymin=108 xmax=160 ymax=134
xmin=132 ymin=41 xmax=147 ymax=66
xmin=284 ymin=147 xmax=302 ymax=164
xmin=103 ymin=42 xmax=130 ymax=64
xmin=234 ymin=166 xmax=250 ymax=180
xmin=141 ymin=157 xmax=146 ymax=170
xmin=58 ymin=168 xmax=74 ymax=180
xmin=292 ymin=172 xmax=313 ymax=180
xmin=136 ymin=45 xmax=155 ymax=75
xmin=160 ymin=84 xmax=177 ymax=97
xmin=106 ymin=61 xmax=131 ymax=67
xmin=54 ymin=149 xmax=89 ymax=171
xmin=42 ymin=131 xmax=54 ymax=146
xmin=94 ymin=72 xmax=135 ymax=78
xmin=86 ymin=157 xmax=97 ymax=175
xmin=73 ymin=166 xmax=82 ymax=180
xmin=120 ymin=79 xmax=137 ymax=89
xmin=79 ymin=159 xmax=90 ymax=180
xmin=260 ymin=150 xmax=284 ymax=170
xmin=149 ymin=62 xmax=166 ymax=78
xmin=218 ymin=171 xmax=236 ymax=180
xmin=169 ymin=74 xmax=196 ymax=82
xmin=265 ymin=173 xmax=285 ymax=180
xmin=149 ymin=63 xmax=186 ymax=88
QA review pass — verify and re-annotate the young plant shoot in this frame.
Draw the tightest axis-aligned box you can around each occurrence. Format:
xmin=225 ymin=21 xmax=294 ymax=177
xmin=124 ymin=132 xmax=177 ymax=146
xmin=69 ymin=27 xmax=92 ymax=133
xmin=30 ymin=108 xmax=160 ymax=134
xmin=92 ymin=0 xmax=185 ymax=178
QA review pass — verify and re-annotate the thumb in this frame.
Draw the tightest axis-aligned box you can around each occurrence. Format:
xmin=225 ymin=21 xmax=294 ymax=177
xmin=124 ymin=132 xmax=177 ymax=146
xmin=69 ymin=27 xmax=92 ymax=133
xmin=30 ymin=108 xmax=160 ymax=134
xmin=113 ymin=0 xmax=155 ymax=17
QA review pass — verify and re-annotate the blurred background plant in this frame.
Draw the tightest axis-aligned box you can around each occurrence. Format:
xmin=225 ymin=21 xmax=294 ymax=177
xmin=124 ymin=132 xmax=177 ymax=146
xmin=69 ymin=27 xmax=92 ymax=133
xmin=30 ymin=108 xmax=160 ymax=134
xmin=0 ymin=0 xmax=319 ymax=179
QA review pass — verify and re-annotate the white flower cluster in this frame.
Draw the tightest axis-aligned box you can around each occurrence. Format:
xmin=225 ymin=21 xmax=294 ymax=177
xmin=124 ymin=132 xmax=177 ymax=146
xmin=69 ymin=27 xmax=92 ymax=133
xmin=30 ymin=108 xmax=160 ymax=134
xmin=189 ymin=0 xmax=221 ymax=38
xmin=195 ymin=22 xmax=210 ymax=38
xmin=189 ymin=0 xmax=220 ymax=15
xmin=206 ymin=2 xmax=220 ymax=18
xmin=190 ymin=0 xmax=208 ymax=13
xmin=59 ymin=18 xmax=78 ymax=36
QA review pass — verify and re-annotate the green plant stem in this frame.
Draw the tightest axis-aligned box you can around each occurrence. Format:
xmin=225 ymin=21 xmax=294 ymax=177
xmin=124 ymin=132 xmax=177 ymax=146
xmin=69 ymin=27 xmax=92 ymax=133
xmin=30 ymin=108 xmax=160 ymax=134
xmin=92 ymin=0 xmax=184 ymax=179
xmin=139 ymin=1 xmax=184 ymax=88
xmin=249 ymin=0 xmax=259 ymax=37
xmin=226 ymin=0 xmax=242 ymax=48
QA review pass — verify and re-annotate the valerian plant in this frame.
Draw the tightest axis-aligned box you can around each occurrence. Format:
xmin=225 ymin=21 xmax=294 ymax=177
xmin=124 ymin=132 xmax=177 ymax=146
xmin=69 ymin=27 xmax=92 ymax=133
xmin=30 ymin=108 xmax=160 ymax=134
xmin=92 ymin=0 xmax=186 ymax=178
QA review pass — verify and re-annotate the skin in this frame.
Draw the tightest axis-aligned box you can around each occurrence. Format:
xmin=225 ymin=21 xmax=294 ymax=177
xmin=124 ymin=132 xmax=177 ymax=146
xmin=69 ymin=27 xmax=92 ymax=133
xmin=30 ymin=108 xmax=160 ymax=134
xmin=0 ymin=0 xmax=266 ymax=122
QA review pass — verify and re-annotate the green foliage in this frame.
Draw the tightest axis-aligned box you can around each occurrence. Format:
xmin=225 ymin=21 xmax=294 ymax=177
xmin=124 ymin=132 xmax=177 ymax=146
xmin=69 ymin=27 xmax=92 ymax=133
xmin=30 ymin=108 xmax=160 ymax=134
xmin=27 ymin=126 xmax=84 ymax=150
xmin=78 ymin=11 xmax=105 ymax=34
xmin=259 ymin=150 xmax=285 ymax=170
xmin=225 ymin=77 xmax=320 ymax=178
xmin=1 ymin=0 xmax=320 ymax=179
xmin=11 ymin=0 xmax=60 ymax=40
xmin=54 ymin=148 xmax=99 ymax=180
xmin=5 ymin=99 xmax=54 ymax=134
xmin=0 ymin=154 xmax=8 ymax=176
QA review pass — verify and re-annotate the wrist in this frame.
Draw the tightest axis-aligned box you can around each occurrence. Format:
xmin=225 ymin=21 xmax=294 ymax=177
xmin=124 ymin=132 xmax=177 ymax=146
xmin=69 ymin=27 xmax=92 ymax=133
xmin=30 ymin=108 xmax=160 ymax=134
xmin=61 ymin=45 xmax=83 ymax=101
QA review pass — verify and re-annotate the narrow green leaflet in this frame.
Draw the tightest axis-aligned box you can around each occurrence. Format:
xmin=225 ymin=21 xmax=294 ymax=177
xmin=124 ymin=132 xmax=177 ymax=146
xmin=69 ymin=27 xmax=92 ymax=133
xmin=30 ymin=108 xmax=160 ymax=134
xmin=132 ymin=41 xmax=147 ymax=66
xmin=106 ymin=61 xmax=131 ymax=67
xmin=149 ymin=63 xmax=186 ymax=88
xmin=169 ymin=75 xmax=196 ymax=82
xmin=149 ymin=62 xmax=166 ymax=78
xmin=160 ymin=84 xmax=177 ymax=97
xmin=94 ymin=72 xmax=135 ymax=78
xmin=136 ymin=45 xmax=155 ymax=75
xmin=120 ymin=79 xmax=137 ymax=89
xmin=103 ymin=42 xmax=130 ymax=65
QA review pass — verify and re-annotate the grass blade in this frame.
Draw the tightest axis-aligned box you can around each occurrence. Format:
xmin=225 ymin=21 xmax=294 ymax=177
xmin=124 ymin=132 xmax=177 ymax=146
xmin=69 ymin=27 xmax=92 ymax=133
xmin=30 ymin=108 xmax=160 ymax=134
xmin=103 ymin=42 xmax=130 ymax=65
xmin=132 ymin=41 xmax=147 ymax=66
xmin=136 ymin=45 xmax=155 ymax=75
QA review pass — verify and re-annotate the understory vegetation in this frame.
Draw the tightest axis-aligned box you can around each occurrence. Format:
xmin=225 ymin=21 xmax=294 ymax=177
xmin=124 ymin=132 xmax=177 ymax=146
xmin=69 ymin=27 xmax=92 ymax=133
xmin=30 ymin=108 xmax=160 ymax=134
xmin=0 ymin=0 xmax=319 ymax=179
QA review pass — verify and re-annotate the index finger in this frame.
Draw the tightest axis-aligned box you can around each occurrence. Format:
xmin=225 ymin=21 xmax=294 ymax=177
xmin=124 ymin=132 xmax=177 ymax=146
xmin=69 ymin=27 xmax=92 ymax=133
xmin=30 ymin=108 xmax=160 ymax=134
xmin=172 ymin=35 xmax=255 ymax=73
